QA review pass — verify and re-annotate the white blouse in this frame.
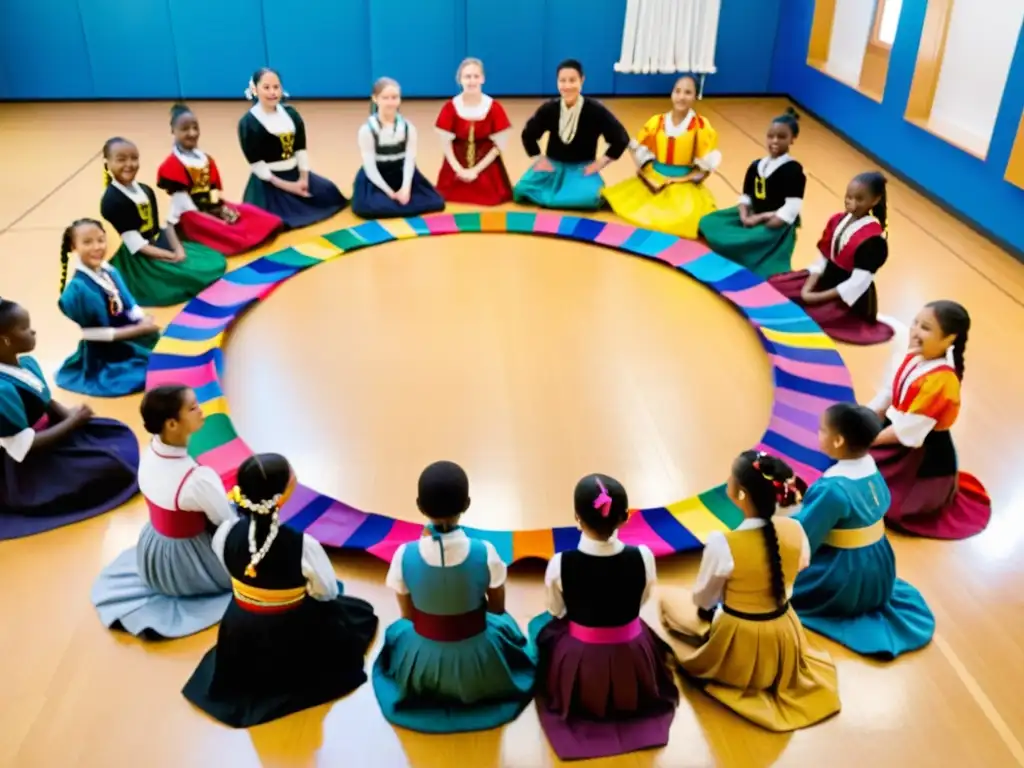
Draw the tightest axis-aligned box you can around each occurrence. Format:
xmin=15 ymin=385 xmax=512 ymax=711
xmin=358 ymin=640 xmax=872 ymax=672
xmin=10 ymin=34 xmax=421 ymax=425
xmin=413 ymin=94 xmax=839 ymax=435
xmin=386 ymin=527 xmax=507 ymax=594
xmin=737 ymin=154 xmax=804 ymax=224
xmin=357 ymin=116 xmax=418 ymax=194
xmin=141 ymin=436 xmax=236 ymax=526
xmin=0 ymin=361 xmax=46 ymax=462
xmin=247 ymin=104 xmax=310 ymax=180
xmin=434 ymin=94 xmax=511 ymax=151
xmin=110 ymin=180 xmax=154 ymax=255
xmin=630 ymin=109 xmax=722 ymax=172
xmin=72 ymin=258 xmax=145 ymax=341
xmin=867 ymin=341 xmax=957 ymax=448
xmin=806 ymin=214 xmax=881 ymax=306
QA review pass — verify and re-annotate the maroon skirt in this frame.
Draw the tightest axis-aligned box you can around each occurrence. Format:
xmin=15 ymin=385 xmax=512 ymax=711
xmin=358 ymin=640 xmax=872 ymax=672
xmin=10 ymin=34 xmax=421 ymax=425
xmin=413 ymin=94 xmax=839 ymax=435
xmin=872 ymin=428 xmax=991 ymax=539
xmin=178 ymin=205 xmax=282 ymax=256
xmin=529 ymin=613 xmax=678 ymax=761
xmin=769 ymin=270 xmax=894 ymax=345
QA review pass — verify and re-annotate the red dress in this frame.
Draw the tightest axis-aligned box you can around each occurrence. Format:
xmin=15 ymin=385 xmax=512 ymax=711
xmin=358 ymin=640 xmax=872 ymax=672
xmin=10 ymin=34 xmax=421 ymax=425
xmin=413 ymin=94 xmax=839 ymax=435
xmin=157 ymin=148 xmax=283 ymax=256
xmin=434 ymin=95 xmax=513 ymax=206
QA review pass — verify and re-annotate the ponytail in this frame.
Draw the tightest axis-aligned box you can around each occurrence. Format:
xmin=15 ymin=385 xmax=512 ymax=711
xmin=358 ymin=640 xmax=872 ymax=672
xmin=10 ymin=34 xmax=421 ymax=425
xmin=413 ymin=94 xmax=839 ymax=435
xmin=927 ymin=300 xmax=971 ymax=380
xmin=856 ymin=171 xmax=888 ymax=239
xmin=59 ymin=226 xmax=73 ymax=295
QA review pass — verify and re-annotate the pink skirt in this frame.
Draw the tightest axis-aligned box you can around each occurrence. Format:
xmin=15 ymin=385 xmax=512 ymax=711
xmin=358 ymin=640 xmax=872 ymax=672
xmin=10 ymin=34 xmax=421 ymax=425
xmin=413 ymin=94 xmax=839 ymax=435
xmin=178 ymin=204 xmax=282 ymax=256
xmin=769 ymin=270 xmax=894 ymax=346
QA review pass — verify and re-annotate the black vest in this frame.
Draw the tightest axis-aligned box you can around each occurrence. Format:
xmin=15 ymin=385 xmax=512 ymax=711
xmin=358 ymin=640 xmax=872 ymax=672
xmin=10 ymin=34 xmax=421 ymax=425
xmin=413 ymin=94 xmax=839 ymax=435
xmin=223 ymin=518 xmax=305 ymax=590
xmin=561 ymin=546 xmax=647 ymax=628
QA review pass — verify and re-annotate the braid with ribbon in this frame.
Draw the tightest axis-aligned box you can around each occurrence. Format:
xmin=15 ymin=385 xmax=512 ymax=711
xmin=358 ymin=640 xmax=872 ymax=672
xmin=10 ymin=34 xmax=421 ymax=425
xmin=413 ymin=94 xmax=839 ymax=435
xmin=229 ymin=454 xmax=286 ymax=578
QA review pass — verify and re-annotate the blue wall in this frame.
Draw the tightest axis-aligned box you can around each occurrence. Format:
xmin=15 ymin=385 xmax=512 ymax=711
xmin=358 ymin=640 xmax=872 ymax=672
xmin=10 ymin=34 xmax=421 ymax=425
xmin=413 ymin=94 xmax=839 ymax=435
xmin=0 ymin=0 xmax=781 ymax=100
xmin=771 ymin=0 xmax=1024 ymax=255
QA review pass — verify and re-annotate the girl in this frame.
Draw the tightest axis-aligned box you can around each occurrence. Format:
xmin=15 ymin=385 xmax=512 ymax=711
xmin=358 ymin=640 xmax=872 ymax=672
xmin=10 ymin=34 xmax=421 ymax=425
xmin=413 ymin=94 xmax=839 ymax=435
xmin=659 ymin=451 xmax=840 ymax=732
xmin=602 ymin=75 xmax=721 ymax=239
xmin=99 ymin=137 xmax=226 ymax=307
xmin=434 ymin=58 xmax=514 ymax=206
xmin=792 ymin=403 xmax=935 ymax=658
xmin=372 ymin=460 xmax=536 ymax=733
xmin=868 ymin=301 xmax=991 ymax=539
xmin=769 ymin=172 xmax=894 ymax=345
xmin=158 ymin=103 xmax=282 ymax=256
xmin=55 ymin=218 xmax=160 ymax=397
xmin=514 ymin=59 xmax=630 ymax=210
xmin=529 ymin=474 xmax=678 ymax=761
xmin=91 ymin=386 xmax=235 ymax=638
xmin=238 ymin=68 xmax=348 ymax=230
xmin=183 ymin=453 xmax=378 ymax=728
xmin=699 ymin=109 xmax=807 ymax=277
xmin=0 ymin=299 xmax=138 ymax=540
xmin=351 ymin=77 xmax=446 ymax=219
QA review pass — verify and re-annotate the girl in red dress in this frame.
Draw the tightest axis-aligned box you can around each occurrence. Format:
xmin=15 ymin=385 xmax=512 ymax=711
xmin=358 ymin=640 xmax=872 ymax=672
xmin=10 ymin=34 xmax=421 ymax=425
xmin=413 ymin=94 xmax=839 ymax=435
xmin=157 ymin=104 xmax=283 ymax=256
xmin=434 ymin=58 xmax=514 ymax=206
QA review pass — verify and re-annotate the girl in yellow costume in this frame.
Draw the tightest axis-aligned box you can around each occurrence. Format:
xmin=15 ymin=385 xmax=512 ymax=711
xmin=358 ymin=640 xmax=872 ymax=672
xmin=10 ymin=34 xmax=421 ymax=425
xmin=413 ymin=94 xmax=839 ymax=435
xmin=659 ymin=450 xmax=840 ymax=732
xmin=602 ymin=75 xmax=720 ymax=239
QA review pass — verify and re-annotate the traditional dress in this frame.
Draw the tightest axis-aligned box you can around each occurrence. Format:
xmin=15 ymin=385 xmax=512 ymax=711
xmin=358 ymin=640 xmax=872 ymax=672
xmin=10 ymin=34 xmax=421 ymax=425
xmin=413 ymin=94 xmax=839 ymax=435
xmin=90 ymin=436 xmax=235 ymax=638
xmin=434 ymin=94 xmax=513 ymax=205
xmin=514 ymin=98 xmax=630 ymax=210
xmin=867 ymin=351 xmax=991 ymax=539
xmin=769 ymin=212 xmax=894 ymax=345
xmin=56 ymin=260 xmax=158 ymax=397
xmin=792 ymin=455 xmax=935 ymax=658
xmin=661 ymin=517 xmax=840 ymax=732
xmin=351 ymin=116 xmax=446 ymax=219
xmin=182 ymin=518 xmax=378 ymax=728
xmin=372 ymin=526 xmax=537 ymax=733
xmin=157 ymin=145 xmax=282 ymax=255
xmin=699 ymin=154 xmax=807 ymax=277
xmin=100 ymin=180 xmax=226 ymax=307
xmin=238 ymin=103 xmax=348 ymax=229
xmin=602 ymin=110 xmax=721 ymax=239
xmin=0 ymin=356 xmax=138 ymax=540
xmin=528 ymin=534 xmax=678 ymax=761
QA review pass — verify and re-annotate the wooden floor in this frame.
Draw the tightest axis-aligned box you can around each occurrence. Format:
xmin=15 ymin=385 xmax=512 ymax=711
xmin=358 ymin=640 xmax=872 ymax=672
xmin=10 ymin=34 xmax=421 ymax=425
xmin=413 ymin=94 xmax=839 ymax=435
xmin=1 ymin=97 xmax=1023 ymax=768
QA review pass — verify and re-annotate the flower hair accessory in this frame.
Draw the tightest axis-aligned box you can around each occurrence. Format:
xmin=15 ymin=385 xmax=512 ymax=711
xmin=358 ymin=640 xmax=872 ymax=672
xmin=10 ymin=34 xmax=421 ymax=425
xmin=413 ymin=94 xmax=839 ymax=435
xmin=593 ymin=477 xmax=613 ymax=518
xmin=229 ymin=484 xmax=282 ymax=516
xmin=228 ymin=484 xmax=284 ymax=578
xmin=243 ymin=78 xmax=257 ymax=100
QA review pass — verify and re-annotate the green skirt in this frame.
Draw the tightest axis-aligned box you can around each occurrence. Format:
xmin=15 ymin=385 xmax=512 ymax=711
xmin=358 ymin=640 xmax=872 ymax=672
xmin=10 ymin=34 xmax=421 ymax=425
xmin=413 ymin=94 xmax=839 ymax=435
xmin=698 ymin=207 xmax=797 ymax=278
xmin=109 ymin=241 xmax=227 ymax=307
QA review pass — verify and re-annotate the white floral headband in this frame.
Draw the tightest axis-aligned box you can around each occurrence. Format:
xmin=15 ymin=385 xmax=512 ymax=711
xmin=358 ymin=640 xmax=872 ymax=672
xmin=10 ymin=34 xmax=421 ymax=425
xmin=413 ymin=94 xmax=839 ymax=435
xmin=244 ymin=77 xmax=289 ymax=101
xmin=228 ymin=485 xmax=281 ymax=515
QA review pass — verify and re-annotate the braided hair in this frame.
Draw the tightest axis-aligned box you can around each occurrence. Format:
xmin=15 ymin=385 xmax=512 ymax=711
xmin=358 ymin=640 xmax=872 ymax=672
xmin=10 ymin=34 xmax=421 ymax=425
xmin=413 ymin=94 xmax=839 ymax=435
xmin=101 ymin=136 xmax=133 ymax=188
xmin=733 ymin=451 xmax=804 ymax=607
xmin=230 ymin=453 xmax=292 ymax=578
xmin=59 ymin=218 xmax=105 ymax=295
xmin=926 ymin=300 xmax=971 ymax=380
xmin=573 ymin=473 xmax=629 ymax=539
xmin=772 ymin=106 xmax=801 ymax=138
xmin=855 ymin=171 xmax=888 ymax=238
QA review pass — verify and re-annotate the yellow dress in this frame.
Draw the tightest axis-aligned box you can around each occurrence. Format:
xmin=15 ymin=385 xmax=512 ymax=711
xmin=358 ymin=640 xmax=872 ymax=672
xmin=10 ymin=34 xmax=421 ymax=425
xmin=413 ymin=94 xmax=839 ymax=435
xmin=660 ymin=517 xmax=840 ymax=731
xmin=602 ymin=111 xmax=719 ymax=239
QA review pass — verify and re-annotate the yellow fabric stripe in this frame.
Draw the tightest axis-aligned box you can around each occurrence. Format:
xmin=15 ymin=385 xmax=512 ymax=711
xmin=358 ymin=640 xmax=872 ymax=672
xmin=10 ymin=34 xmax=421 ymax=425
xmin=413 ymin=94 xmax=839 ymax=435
xmin=760 ymin=327 xmax=837 ymax=350
xmin=231 ymin=579 xmax=307 ymax=605
xmin=824 ymin=520 xmax=885 ymax=549
xmin=153 ymin=333 xmax=224 ymax=357
xmin=292 ymin=237 xmax=343 ymax=260
xmin=665 ymin=497 xmax=729 ymax=543
xmin=377 ymin=218 xmax=421 ymax=240
xmin=199 ymin=396 xmax=228 ymax=417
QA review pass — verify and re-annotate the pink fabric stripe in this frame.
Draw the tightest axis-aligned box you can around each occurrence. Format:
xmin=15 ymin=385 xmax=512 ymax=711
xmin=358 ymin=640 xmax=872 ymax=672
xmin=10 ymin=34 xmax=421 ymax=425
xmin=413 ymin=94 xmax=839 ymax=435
xmin=366 ymin=518 xmax=424 ymax=562
xmin=533 ymin=213 xmax=562 ymax=234
xmin=767 ymin=415 xmax=820 ymax=449
xmin=774 ymin=387 xmax=835 ymax=415
xmin=618 ymin=511 xmax=676 ymax=556
xmin=304 ymin=500 xmax=374 ymax=548
xmin=424 ymin=214 xmax=458 ymax=234
xmin=169 ymin=312 xmax=234 ymax=330
xmin=198 ymin=279 xmax=276 ymax=307
xmin=569 ymin=618 xmax=643 ymax=644
xmin=145 ymin=363 xmax=217 ymax=390
xmin=722 ymin=282 xmax=786 ymax=308
xmin=770 ymin=354 xmax=853 ymax=387
xmin=197 ymin=437 xmax=252 ymax=476
xmin=755 ymin=442 xmax=821 ymax=483
xmin=593 ymin=222 xmax=637 ymax=247
xmin=276 ymin=484 xmax=320 ymax=524
xmin=656 ymin=239 xmax=710 ymax=267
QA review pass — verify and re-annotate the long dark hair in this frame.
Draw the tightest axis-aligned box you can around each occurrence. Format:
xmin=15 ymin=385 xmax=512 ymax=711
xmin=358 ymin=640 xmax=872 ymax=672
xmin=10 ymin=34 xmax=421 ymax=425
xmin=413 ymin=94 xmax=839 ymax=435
xmin=59 ymin=218 xmax=104 ymax=295
xmin=927 ymin=300 xmax=971 ymax=380
xmin=854 ymin=170 xmax=888 ymax=237
xmin=733 ymin=451 xmax=804 ymax=607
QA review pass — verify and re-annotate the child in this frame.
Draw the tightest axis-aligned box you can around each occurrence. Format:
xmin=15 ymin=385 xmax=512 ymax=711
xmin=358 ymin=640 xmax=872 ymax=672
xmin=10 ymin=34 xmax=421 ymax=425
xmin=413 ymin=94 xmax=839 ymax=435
xmin=514 ymin=59 xmax=630 ymax=210
xmin=91 ymin=385 xmax=235 ymax=638
xmin=183 ymin=453 xmax=378 ymax=728
xmin=769 ymin=172 xmax=894 ymax=345
xmin=372 ymin=460 xmax=536 ymax=733
xmin=351 ymin=77 xmax=446 ymax=219
xmin=660 ymin=451 xmax=840 ymax=732
xmin=529 ymin=473 xmax=678 ymax=761
xmin=602 ymin=75 xmax=721 ymax=239
xmin=55 ymin=218 xmax=160 ymax=397
xmin=792 ymin=403 xmax=935 ymax=658
xmin=158 ymin=103 xmax=282 ymax=255
xmin=0 ymin=299 xmax=138 ymax=540
xmin=238 ymin=68 xmax=348 ymax=229
xmin=99 ymin=137 xmax=226 ymax=307
xmin=868 ymin=301 xmax=991 ymax=539
xmin=434 ymin=58 xmax=514 ymax=206
xmin=699 ymin=108 xmax=807 ymax=277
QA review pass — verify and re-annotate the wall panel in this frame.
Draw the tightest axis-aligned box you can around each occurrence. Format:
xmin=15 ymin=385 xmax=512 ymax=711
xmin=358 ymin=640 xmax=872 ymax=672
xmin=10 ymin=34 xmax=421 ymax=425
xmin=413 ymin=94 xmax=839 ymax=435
xmin=0 ymin=2 xmax=93 ymax=99
xmin=465 ymin=0 xmax=545 ymax=95
xmin=368 ymin=0 xmax=466 ymax=97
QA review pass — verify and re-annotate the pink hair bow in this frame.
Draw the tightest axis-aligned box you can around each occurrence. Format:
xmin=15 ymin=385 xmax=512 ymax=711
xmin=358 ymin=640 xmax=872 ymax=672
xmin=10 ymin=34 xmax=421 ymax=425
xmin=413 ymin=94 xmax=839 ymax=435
xmin=594 ymin=478 xmax=613 ymax=517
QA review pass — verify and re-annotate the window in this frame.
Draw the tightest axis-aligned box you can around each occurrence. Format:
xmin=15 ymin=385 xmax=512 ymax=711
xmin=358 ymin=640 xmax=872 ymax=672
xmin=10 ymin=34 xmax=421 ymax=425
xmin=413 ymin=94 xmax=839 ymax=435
xmin=872 ymin=0 xmax=903 ymax=47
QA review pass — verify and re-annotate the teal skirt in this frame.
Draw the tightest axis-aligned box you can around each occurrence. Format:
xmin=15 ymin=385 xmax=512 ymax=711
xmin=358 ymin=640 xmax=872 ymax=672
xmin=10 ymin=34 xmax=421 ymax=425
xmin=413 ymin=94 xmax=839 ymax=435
xmin=698 ymin=207 xmax=797 ymax=278
xmin=109 ymin=240 xmax=226 ymax=307
xmin=513 ymin=161 xmax=605 ymax=210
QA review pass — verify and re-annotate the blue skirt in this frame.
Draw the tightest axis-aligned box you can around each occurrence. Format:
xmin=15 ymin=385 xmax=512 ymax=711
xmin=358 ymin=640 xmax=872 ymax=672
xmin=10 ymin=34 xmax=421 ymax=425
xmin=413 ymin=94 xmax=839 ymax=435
xmin=513 ymin=161 xmax=605 ymax=210
xmin=0 ymin=417 xmax=139 ymax=540
xmin=792 ymin=538 xmax=935 ymax=659
xmin=351 ymin=167 xmax=446 ymax=220
xmin=56 ymin=333 xmax=159 ymax=398
xmin=242 ymin=168 xmax=347 ymax=230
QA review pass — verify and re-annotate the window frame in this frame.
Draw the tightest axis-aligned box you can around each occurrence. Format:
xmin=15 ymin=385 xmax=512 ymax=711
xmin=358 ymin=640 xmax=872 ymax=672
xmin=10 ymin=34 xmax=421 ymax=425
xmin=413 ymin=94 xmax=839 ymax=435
xmin=871 ymin=0 xmax=902 ymax=49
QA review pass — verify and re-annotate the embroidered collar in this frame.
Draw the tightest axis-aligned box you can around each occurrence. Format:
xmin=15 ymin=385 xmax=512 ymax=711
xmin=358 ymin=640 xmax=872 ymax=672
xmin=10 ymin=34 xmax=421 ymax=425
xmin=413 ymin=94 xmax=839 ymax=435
xmin=453 ymin=93 xmax=492 ymax=119
xmin=111 ymin=179 xmax=147 ymax=202
xmin=823 ymin=454 xmax=878 ymax=480
xmin=249 ymin=103 xmax=294 ymax=135
xmin=757 ymin=153 xmax=793 ymax=177
xmin=173 ymin=143 xmax=207 ymax=167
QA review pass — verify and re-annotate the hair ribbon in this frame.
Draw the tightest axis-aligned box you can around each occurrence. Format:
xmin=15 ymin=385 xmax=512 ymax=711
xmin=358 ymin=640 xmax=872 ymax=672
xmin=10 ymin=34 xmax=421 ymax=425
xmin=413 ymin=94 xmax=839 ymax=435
xmin=594 ymin=478 xmax=612 ymax=518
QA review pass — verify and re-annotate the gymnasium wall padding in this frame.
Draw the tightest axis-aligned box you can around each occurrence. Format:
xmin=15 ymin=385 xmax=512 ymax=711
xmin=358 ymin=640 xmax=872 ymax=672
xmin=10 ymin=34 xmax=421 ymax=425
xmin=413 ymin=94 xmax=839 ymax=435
xmin=0 ymin=0 xmax=783 ymax=100
xmin=771 ymin=0 xmax=1024 ymax=256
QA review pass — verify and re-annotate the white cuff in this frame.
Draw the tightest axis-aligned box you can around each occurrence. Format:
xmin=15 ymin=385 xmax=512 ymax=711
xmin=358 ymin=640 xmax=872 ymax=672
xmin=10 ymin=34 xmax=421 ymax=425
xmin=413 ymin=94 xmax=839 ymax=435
xmin=167 ymin=191 xmax=198 ymax=226
xmin=836 ymin=268 xmax=874 ymax=306
xmin=434 ymin=128 xmax=456 ymax=141
xmin=632 ymin=143 xmax=655 ymax=167
xmin=0 ymin=427 xmax=35 ymax=463
xmin=694 ymin=149 xmax=722 ymax=172
xmin=127 ymin=305 xmax=145 ymax=322
xmin=867 ymin=390 xmax=892 ymax=412
xmin=737 ymin=193 xmax=753 ymax=207
xmin=81 ymin=327 xmax=116 ymax=341
xmin=490 ymin=128 xmax=511 ymax=152
xmin=807 ymin=256 xmax=827 ymax=276
xmin=250 ymin=161 xmax=272 ymax=181
xmin=295 ymin=149 xmax=310 ymax=173
xmin=775 ymin=197 xmax=803 ymax=224
xmin=121 ymin=230 xmax=147 ymax=254
xmin=886 ymin=407 xmax=937 ymax=448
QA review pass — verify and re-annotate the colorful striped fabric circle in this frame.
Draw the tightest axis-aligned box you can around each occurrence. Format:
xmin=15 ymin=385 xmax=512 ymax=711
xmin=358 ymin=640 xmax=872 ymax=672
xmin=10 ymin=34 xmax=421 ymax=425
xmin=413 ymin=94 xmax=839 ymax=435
xmin=145 ymin=212 xmax=854 ymax=564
